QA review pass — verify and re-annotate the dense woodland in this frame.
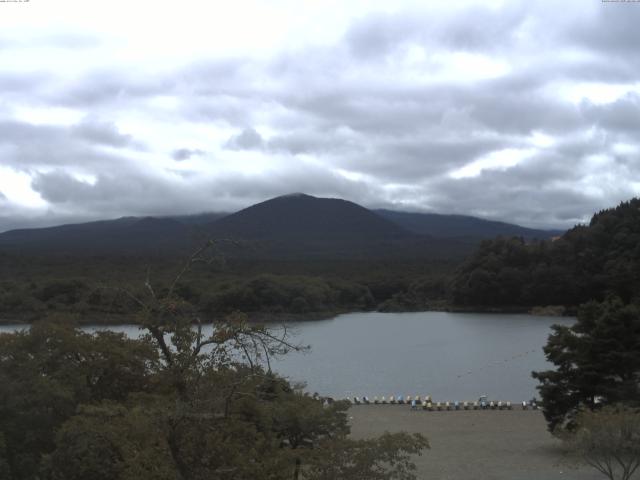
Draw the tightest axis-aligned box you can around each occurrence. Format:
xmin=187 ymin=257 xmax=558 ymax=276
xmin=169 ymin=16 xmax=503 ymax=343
xmin=451 ymin=198 xmax=640 ymax=310
xmin=0 ymin=256 xmax=453 ymax=324
xmin=0 ymin=243 xmax=431 ymax=479
xmin=520 ymin=200 xmax=640 ymax=444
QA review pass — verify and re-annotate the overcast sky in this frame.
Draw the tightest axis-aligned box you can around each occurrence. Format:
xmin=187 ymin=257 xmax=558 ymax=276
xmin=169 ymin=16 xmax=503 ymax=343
xmin=0 ymin=0 xmax=639 ymax=232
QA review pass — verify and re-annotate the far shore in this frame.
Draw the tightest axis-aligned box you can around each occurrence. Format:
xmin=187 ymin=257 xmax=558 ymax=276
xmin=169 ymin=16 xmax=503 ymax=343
xmin=349 ymin=405 xmax=599 ymax=480
xmin=0 ymin=305 xmax=575 ymax=327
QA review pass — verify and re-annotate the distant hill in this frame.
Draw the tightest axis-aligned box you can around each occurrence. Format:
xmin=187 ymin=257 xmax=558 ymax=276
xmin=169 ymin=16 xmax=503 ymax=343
xmin=208 ymin=194 xmax=406 ymax=239
xmin=205 ymin=194 xmax=452 ymax=259
xmin=0 ymin=217 xmax=196 ymax=256
xmin=0 ymin=193 xmax=561 ymax=259
xmin=376 ymin=209 xmax=562 ymax=240
xmin=168 ymin=212 xmax=229 ymax=225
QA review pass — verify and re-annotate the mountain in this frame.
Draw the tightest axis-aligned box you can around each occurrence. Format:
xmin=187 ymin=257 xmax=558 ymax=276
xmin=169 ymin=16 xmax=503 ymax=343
xmin=208 ymin=194 xmax=407 ymax=240
xmin=0 ymin=193 xmax=560 ymax=259
xmin=0 ymin=217 xmax=196 ymax=256
xmin=205 ymin=193 xmax=436 ymax=259
xmin=168 ymin=212 xmax=228 ymax=225
xmin=376 ymin=209 xmax=562 ymax=240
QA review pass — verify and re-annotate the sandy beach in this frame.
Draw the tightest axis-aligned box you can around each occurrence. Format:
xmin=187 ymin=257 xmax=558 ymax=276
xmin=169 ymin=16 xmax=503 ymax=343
xmin=349 ymin=405 xmax=603 ymax=480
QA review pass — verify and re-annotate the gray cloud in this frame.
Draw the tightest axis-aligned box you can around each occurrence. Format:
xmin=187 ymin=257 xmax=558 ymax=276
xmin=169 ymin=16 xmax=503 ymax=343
xmin=2 ymin=0 xmax=640 ymax=231
xmin=30 ymin=169 xmax=208 ymax=217
xmin=184 ymin=97 xmax=254 ymax=126
xmin=412 ymin=141 xmax=640 ymax=229
xmin=224 ymin=128 xmax=265 ymax=150
xmin=23 ymin=162 xmax=374 ymax=226
xmin=31 ymin=170 xmax=96 ymax=204
xmin=567 ymin=5 xmax=640 ymax=56
xmin=580 ymin=93 xmax=640 ymax=135
xmin=264 ymin=125 xmax=364 ymax=156
xmin=0 ymin=71 xmax=51 ymax=94
xmin=345 ymin=3 xmax=530 ymax=59
xmin=71 ymin=117 xmax=140 ymax=148
xmin=172 ymin=148 xmax=204 ymax=161
xmin=369 ymin=136 xmax=507 ymax=181
xmin=0 ymin=119 xmax=141 ymax=174
xmin=420 ymin=170 xmax=603 ymax=229
xmin=54 ymin=70 xmax=169 ymax=107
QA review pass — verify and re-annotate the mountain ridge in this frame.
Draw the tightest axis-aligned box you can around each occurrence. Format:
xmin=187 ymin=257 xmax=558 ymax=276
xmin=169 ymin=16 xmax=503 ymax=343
xmin=375 ymin=209 xmax=562 ymax=240
xmin=207 ymin=194 xmax=410 ymax=240
xmin=0 ymin=194 xmax=563 ymax=258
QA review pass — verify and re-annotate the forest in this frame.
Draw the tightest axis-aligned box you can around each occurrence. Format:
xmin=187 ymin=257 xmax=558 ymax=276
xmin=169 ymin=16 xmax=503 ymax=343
xmin=0 ymin=255 xmax=454 ymax=324
xmin=0 ymin=286 xmax=429 ymax=479
xmin=451 ymin=198 xmax=640 ymax=310
xmin=0 ymin=243 xmax=432 ymax=479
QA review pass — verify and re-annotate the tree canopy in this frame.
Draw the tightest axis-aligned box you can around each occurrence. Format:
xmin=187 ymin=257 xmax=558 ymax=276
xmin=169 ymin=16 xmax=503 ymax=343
xmin=452 ymin=198 xmax=640 ymax=309
xmin=564 ymin=405 xmax=640 ymax=480
xmin=532 ymin=298 xmax=640 ymax=432
xmin=0 ymin=245 xmax=428 ymax=480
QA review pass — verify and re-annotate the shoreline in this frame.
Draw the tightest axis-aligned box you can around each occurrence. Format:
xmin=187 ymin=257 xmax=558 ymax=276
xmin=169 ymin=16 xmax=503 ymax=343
xmin=0 ymin=305 xmax=574 ymax=326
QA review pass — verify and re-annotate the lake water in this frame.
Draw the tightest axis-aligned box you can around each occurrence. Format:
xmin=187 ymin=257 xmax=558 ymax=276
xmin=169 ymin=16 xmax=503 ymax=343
xmin=0 ymin=311 xmax=573 ymax=402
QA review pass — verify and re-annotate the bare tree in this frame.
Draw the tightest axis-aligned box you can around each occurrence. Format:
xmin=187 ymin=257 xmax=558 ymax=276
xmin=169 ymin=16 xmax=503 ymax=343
xmin=119 ymin=241 xmax=306 ymax=392
xmin=565 ymin=405 xmax=640 ymax=480
xmin=115 ymin=241 xmax=311 ymax=480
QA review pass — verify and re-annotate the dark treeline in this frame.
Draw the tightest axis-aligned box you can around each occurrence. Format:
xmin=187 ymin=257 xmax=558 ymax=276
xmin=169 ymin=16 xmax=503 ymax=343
xmin=451 ymin=198 xmax=640 ymax=310
xmin=0 ymin=255 xmax=455 ymax=323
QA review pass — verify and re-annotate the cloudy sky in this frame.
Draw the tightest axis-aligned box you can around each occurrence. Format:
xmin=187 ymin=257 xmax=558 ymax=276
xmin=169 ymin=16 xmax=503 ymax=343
xmin=0 ymin=0 xmax=639 ymax=232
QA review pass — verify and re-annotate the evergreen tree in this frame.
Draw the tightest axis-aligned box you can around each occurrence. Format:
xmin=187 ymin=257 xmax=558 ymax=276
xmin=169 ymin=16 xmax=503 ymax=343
xmin=452 ymin=198 xmax=640 ymax=309
xmin=532 ymin=298 xmax=640 ymax=432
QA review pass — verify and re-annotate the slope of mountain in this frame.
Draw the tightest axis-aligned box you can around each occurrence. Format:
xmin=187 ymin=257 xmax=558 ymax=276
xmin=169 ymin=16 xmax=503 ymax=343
xmin=376 ymin=209 xmax=563 ymax=240
xmin=169 ymin=212 xmax=229 ymax=225
xmin=0 ymin=194 xmax=561 ymax=259
xmin=209 ymin=194 xmax=407 ymax=240
xmin=0 ymin=217 xmax=196 ymax=255
xmin=204 ymin=193 xmax=437 ymax=259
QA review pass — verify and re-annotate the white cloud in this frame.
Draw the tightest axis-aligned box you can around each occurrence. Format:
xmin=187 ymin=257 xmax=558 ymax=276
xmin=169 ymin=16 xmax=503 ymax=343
xmin=12 ymin=106 xmax=84 ymax=126
xmin=559 ymin=82 xmax=640 ymax=105
xmin=449 ymin=148 xmax=535 ymax=179
xmin=0 ymin=166 xmax=47 ymax=208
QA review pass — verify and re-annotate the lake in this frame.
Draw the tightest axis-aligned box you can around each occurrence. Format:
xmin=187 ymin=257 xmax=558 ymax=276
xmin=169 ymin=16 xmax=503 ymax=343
xmin=0 ymin=311 xmax=572 ymax=402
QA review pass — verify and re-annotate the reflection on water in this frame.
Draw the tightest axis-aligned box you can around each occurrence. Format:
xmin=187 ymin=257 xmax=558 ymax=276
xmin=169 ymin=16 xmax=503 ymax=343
xmin=0 ymin=311 xmax=573 ymax=401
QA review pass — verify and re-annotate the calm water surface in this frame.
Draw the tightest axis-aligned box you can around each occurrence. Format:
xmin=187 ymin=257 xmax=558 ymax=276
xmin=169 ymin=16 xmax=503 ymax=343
xmin=0 ymin=311 xmax=573 ymax=401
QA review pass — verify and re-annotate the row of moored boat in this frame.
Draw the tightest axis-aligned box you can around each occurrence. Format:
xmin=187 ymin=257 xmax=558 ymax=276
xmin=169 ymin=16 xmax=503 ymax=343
xmin=348 ymin=395 xmax=541 ymax=410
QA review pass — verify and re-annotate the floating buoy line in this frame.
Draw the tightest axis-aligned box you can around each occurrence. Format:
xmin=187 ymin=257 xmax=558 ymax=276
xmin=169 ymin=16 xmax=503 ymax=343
xmin=454 ymin=349 xmax=540 ymax=379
